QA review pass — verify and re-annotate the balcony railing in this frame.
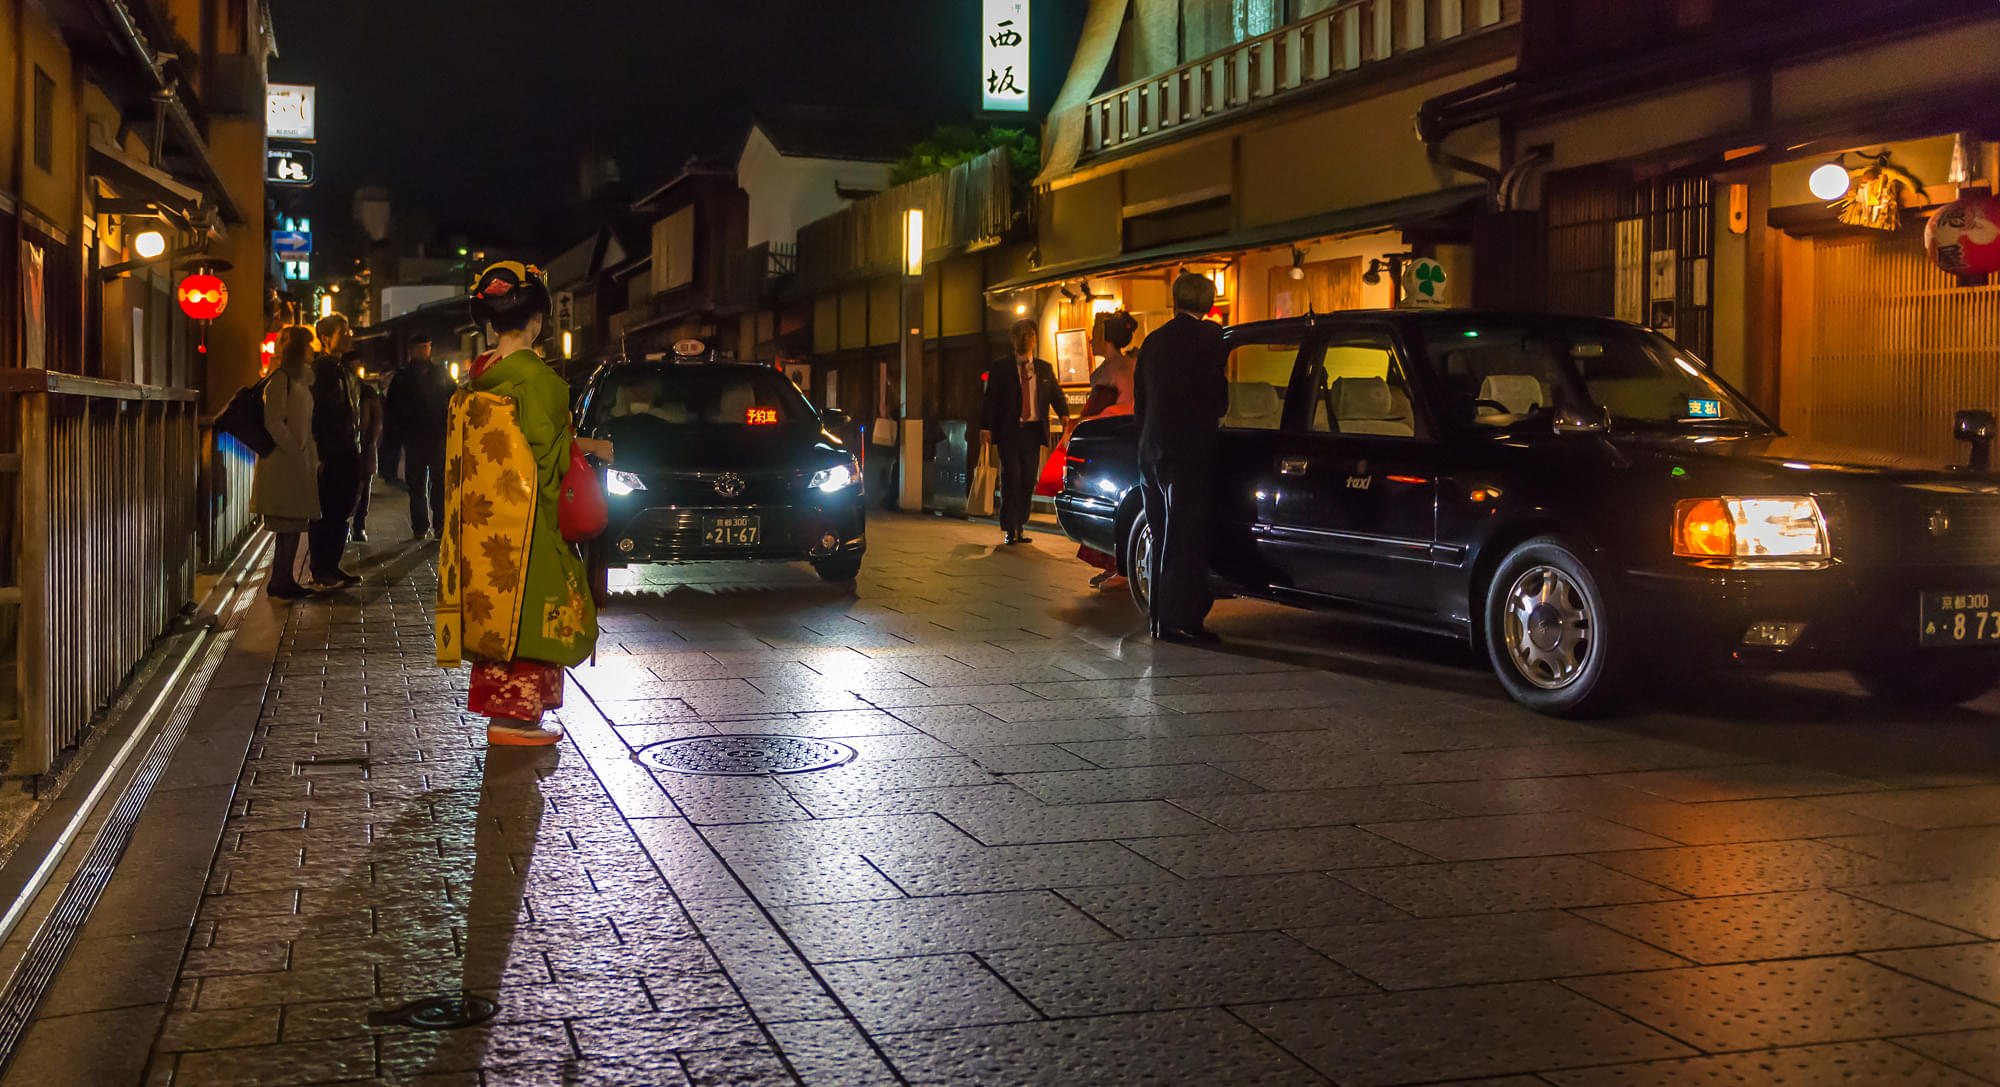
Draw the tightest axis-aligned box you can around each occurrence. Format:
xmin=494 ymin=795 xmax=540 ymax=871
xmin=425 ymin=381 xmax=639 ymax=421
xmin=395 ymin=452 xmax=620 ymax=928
xmin=1083 ymin=0 xmax=1519 ymax=158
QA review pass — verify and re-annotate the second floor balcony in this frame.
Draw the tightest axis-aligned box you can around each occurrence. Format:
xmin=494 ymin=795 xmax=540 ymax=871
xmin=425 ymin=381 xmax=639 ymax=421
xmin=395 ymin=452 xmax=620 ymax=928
xmin=1082 ymin=0 xmax=1518 ymax=161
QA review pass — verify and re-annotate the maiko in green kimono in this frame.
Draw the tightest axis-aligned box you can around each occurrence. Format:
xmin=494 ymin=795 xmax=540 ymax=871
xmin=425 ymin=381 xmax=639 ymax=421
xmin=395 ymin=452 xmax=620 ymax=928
xmin=435 ymin=262 xmax=613 ymax=746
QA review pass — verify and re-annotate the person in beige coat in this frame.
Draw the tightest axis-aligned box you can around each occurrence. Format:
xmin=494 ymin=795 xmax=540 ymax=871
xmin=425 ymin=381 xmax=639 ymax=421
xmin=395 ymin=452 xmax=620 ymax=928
xmin=253 ymin=326 xmax=322 ymax=599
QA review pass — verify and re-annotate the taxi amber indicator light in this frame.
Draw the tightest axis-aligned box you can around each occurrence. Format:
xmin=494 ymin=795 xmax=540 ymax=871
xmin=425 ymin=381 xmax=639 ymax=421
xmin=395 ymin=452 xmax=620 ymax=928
xmin=746 ymin=407 xmax=779 ymax=425
xmin=1674 ymin=498 xmax=1734 ymax=557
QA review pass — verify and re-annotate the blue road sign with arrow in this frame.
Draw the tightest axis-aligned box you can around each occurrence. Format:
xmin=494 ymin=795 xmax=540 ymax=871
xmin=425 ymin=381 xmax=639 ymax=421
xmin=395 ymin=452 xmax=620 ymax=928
xmin=271 ymin=230 xmax=312 ymax=260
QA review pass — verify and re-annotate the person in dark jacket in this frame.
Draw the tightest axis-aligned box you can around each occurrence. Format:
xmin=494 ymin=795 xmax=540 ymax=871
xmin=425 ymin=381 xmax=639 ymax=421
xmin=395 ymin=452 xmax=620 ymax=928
xmin=351 ymin=352 xmax=384 ymax=542
xmin=387 ymin=334 xmax=455 ymax=539
xmin=308 ymin=314 xmax=361 ymax=587
xmin=1132 ymin=273 xmax=1228 ymax=643
xmin=979 ymin=318 xmax=1068 ymax=545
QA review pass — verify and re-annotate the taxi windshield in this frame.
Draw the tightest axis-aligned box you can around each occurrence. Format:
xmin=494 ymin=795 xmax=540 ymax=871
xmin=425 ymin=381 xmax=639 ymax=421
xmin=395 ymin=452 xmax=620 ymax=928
xmin=587 ymin=365 xmax=811 ymax=431
xmin=1422 ymin=320 xmax=1772 ymax=433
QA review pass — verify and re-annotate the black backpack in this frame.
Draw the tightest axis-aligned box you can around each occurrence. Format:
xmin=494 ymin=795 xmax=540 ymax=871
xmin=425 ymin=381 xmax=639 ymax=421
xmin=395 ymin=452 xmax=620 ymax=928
xmin=215 ymin=373 xmax=277 ymax=456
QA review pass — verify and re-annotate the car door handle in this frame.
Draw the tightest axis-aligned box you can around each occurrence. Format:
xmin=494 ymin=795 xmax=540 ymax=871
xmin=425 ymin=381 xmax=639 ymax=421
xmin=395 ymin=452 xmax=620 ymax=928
xmin=1279 ymin=458 xmax=1309 ymax=475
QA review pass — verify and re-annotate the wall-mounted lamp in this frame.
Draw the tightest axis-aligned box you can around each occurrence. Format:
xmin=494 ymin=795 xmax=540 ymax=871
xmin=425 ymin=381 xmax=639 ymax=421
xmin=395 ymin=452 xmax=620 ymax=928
xmin=1288 ymin=247 xmax=1306 ymax=281
xmin=133 ymin=228 xmax=167 ymax=260
xmin=1059 ymin=285 xmax=1080 ymax=302
xmin=1014 ymin=302 xmax=1028 ymax=315
xmin=1809 ymin=158 xmax=1852 ymax=201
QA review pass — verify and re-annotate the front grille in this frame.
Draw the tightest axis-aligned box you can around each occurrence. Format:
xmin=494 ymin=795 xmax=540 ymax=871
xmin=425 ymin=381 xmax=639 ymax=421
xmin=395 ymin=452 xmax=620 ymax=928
xmin=644 ymin=468 xmax=808 ymax=504
xmin=1850 ymin=489 xmax=2000 ymax=567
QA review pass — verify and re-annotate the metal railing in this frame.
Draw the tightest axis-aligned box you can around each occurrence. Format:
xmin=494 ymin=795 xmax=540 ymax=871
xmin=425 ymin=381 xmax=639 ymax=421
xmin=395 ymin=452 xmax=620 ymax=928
xmin=1 ymin=372 xmax=198 ymax=776
xmin=199 ymin=426 xmax=257 ymax=570
xmin=1083 ymin=0 xmax=1518 ymax=157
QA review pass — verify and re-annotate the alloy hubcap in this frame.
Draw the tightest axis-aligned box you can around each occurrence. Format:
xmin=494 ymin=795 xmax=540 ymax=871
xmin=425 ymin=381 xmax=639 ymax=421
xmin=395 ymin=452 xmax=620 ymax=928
xmin=1503 ymin=565 xmax=1592 ymax=689
xmin=1133 ymin=524 xmax=1153 ymax=606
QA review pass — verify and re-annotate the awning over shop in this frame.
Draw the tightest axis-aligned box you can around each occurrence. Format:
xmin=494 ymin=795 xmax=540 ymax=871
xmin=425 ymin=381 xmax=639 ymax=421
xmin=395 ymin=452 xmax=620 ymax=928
xmin=985 ymin=185 xmax=1484 ymax=296
xmin=88 ymin=136 xmax=207 ymax=221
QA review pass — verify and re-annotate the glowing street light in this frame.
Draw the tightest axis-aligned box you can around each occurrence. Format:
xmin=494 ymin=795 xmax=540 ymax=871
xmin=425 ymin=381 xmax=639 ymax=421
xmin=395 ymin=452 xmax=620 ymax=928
xmin=1809 ymin=161 xmax=1852 ymax=201
xmin=132 ymin=229 xmax=167 ymax=260
xmin=561 ymin=330 xmax=574 ymax=357
xmin=903 ymin=208 xmax=924 ymax=277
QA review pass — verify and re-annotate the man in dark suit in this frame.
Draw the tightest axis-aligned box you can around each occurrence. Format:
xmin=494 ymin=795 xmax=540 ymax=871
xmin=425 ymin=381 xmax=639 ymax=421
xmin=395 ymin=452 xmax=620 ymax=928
xmin=980 ymin=318 xmax=1069 ymax=545
xmin=307 ymin=313 xmax=361 ymax=588
xmin=1133 ymin=273 xmax=1229 ymax=643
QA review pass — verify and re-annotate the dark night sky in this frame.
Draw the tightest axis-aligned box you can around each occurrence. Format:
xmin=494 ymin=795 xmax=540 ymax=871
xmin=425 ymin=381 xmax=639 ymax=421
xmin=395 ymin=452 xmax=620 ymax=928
xmin=268 ymin=1 xmax=1085 ymax=262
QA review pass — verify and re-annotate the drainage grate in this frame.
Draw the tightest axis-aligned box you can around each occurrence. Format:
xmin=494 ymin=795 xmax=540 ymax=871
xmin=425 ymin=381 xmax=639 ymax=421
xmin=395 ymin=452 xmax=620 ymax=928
xmin=637 ymin=735 xmax=857 ymax=776
xmin=369 ymin=993 xmax=499 ymax=1031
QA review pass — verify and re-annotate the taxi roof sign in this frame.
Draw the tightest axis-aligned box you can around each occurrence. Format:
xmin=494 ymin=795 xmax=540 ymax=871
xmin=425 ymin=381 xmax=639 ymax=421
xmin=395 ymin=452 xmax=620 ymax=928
xmin=673 ymin=339 xmax=706 ymax=357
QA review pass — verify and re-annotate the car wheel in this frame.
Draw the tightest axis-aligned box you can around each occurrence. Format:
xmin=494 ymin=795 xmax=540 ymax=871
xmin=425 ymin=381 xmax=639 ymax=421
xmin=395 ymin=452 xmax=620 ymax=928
xmin=1125 ymin=511 xmax=1153 ymax=614
xmin=813 ymin=557 xmax=863 ymax=582
xmin=1483 ymin=536 xmax=1629 ymax=717
xmin=1852 ymin=653 xmax=2000 ymax=709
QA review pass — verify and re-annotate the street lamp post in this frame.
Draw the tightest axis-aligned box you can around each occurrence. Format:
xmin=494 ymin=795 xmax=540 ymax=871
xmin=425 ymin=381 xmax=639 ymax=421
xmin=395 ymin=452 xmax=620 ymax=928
xmin=898 ymin=208 xmax=926 ymax=511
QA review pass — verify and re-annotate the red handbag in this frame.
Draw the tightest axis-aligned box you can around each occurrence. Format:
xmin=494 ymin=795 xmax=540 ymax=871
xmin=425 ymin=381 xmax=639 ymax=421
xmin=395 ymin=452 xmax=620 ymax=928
xmin=558 ymin=431 xmax=608 ymax=543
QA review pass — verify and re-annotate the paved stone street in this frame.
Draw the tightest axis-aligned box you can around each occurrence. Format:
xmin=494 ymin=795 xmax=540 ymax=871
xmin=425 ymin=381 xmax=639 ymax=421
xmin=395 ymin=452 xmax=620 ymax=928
xmin=28 ymin=508 xmax=2000 ymax=1085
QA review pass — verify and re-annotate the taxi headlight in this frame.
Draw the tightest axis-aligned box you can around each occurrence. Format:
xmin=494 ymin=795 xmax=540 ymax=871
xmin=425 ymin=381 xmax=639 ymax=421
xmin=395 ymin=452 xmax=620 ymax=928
xmin=606 ymin=470 xmax=647 ymax=497
xmin=811 ymin=461 xmax=858 ymax=493
xmin=1674 ymin=496 xmax=1828 ymax=559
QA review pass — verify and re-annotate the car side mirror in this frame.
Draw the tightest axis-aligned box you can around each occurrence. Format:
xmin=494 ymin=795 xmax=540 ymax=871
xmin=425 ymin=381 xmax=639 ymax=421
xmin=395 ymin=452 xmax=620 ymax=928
xmin=1553 ymin=405 xmax=1610 ymax=435
xmin=822 ymin=408 xmax=851 ymax=429
xmin=1955 ymin=409 xmax=1996 ymax=471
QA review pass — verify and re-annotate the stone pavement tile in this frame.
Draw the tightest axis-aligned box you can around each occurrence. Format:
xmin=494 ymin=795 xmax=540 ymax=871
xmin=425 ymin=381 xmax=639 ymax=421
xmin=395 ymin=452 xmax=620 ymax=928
xmin=983 ymin=697 xmax=1172 ymax=722
xmin=877 ymin=1008 xmax=1325 ymax=1086
xmin=3 ymin=1005 xmax=165 ymax=1087
xmin=195 ymin=964 xmax=376 ymax=1010
xmin=911 ymin=716 xmax=1145 ymax=749
xmin=1827 ymin=826 xmax=2000 ymax=879
xmin=1362 ymin=812 xmax=1678 ymax=860
xmin=834 ymin=733 xmax=961 ymax=760
xmin=1059 ymin=872 xmax=1403 ymax=938
xmin=379 ymin=948 xmax=554 ymax=995
xmin=1293 ymin=911 xmax=1688 ymax=989
xmin=1144 ymin=689 xmax=1339 ymax=714
xmin=769 ymin=891 xmax=1116 ymax=961
xmin=1337 ymin=856 xmax=1685 ymax=916
xmin=1597 ymin=764 xmax=1885 ymax=803
xmin=1864 ymin=942 xmax=2000 ymax=1004
xmin=377 ymin=1018 xmax=577 ymax=1074
xmin=675 ymin=793 xmax=817 ymax=825
xmin=35 ymin=929 xmax=191 ymax=1017
xmin=618 ymin=722 xmax=724 ymax=746
xmin=703 ymin=813 xmax=975 ymax=857
xmin=1844 ymin=879 xmax=2000 ymax=939
xmin=1122 ymin=826 xmax=1429 ymax=878
xmin=817 ymin=954 xmax=1039 ymax=1033
xmin=1898 ymin=1030 xmax=2000 ymax=1083
xmin=677 ymin=1044 xmax=799 ymax=1086
xmin=1236 ymin=982 xmax=1694 ymax=1086
xmin=1577 ymin=889 xmax=1979 ymax=964
xmin=1811 ymin=785 xmax=2000 ymax=830
xmin=1054 ymin=735 xmax=1293 ymax=767
xmin=173 ymin=1038 xmax=377 ymax=1086
xmin=155 ymin=1005 xmax=281 ymax=1051
xmin=570 ymin=1006 xmax=768 ymax=1058
xmin=981 ymin=930 xmax=1371 ymax=1016
xmin=957 ymin=744 xmax=1100 ymax=773
xmin=483 ymin=1057 xmax=696 ymax=1087
xmin=1213 ymin=753 xmax=1457 ymax=791
xmin=779 ymin=757 xmax=1000 ymax=795
xmin=1540 ymin=1040 xmax=1989 ymax=1086
xmin=1168 ymin=787 xmax=1448 ymax=830
xmin=786 ymin=783 xmax=1040 ymax=820
xmin=727 ymin=855 xmax=908 ymax=907
xmin=630 ymin=817 xmax=747 ymax=901
xmin=1592 ymin=796 xmax=1902 ymax=845
xmin=766 ymin=1018 xmax=901 ymax=1086
xmin=946 ymin=799 xmax=1219 ymax=844
xmin=593 ymin=698 xmax=703 ymax=725
xmin=1384 ymin=776 xmax=1654 ymax=818
xmin=866 ymin=841 xmax=1176 ymax=895
xmin=682 ymin=898 xmax=844 ymax=1023
xmin=859 ymin=683 xmax=1047 ymax=708
xmin=1010 ymin=764 xmax=1263 ymax=805
xmin=1563 ymin=956 xmax=2000 ymax=1051
xmin=1588 ymin=839 xmax=1933 ymax=897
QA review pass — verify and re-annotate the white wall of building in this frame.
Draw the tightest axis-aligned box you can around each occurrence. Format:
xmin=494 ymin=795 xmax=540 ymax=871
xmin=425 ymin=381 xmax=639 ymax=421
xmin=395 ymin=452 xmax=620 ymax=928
xmin=380 ymin=284 xmax=462 ymax=321
xmin=737 ymin=126 xmax=895 ymax=250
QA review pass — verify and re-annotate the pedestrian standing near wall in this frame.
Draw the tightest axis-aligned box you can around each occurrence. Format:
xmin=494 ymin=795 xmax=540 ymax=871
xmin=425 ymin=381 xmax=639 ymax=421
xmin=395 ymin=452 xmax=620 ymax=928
xmin=351 ymin=352 xmax=384 ymax=542
xmin=1133 ymin=273 xmax=1228 ymax=643
xmin=435 ymin=262 xmax=613 ymax=746
xmin=254 ymin=326 xmax=321 ymax=601
xmin=389 ymin=333 xmax=454 ymax=540
xmin=309 ymin=313 xmax=361 ymax=588
xmin=980 ymin=318 xmax=1068 ymax=545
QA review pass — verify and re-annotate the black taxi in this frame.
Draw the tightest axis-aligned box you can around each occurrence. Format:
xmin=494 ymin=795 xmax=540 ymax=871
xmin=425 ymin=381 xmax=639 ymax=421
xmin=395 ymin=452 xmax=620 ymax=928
xmin=577 ymin=349 xmax=865 ymax=583
xmin=1057 ymin=310 xmax=2000 ymax=716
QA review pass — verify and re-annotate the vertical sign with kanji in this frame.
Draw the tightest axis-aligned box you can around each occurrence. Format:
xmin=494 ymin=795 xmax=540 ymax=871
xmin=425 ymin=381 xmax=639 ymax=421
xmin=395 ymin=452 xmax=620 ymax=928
xmin=982 ymin=0 xmax=1029 ymax=113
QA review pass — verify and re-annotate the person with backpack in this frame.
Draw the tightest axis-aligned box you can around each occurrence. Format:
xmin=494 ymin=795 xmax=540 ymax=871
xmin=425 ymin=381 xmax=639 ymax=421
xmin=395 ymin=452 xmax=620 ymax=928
xmin=251 ymin=326 xmax=321 ymax=600
xmin=434 ymin=262 xmax=613 ymax=746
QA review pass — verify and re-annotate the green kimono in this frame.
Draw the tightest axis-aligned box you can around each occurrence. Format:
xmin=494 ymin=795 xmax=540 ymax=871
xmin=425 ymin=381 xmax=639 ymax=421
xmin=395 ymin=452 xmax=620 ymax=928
xmin=437 ymin=349 xmax=596 ymax=669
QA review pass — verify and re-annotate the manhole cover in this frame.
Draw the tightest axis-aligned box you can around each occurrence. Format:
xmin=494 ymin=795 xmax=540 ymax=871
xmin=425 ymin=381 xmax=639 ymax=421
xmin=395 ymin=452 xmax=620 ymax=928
xmin=637 ymin=735 xmax=857 ymax=776
xmin=368 ymin=993 xmax=498 ymax=1031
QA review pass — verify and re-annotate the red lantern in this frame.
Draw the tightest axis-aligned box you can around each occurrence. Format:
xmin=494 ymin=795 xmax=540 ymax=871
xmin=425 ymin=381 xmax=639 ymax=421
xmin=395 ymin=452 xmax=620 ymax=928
xmin=1925 ymin=191 xmax=2000 ymax=277
xmin=177 ymin=274 xmax=229 ymax=320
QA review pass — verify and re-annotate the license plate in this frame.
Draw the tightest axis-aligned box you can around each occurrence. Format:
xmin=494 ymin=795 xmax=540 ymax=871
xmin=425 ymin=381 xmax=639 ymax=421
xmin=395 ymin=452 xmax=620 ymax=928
xmin=703 ymin=515 xmax=760 ymax=547
xmin=1921 ymin=591 xmax=2000 ymax=645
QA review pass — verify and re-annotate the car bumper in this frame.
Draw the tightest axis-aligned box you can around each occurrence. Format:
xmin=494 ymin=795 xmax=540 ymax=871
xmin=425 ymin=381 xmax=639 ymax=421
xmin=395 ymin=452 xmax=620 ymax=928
xmin=604 ymin=500 xmax=865 ymax=566
xmin=1055 ymin=492 xmax=1120 ymax=554
xmin=1622 ymin=561 xmax=2000 ymax=667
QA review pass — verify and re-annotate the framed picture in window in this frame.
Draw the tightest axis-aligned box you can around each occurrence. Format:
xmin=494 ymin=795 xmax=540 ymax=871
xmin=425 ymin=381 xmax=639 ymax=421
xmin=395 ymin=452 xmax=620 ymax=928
xmin=1055 ymin=328 xmax=1092 ymax=384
